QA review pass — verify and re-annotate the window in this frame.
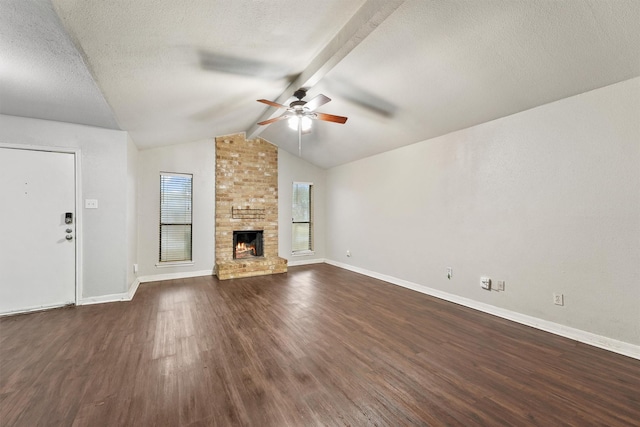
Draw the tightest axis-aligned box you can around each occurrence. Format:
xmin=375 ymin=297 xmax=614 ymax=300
xmin=292 ymin=182 xmax=313 ymax=254
xmin=159 ymin=173 xmax=193 ymax=263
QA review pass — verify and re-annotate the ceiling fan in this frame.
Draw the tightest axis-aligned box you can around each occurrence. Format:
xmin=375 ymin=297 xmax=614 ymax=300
xmin=257 ymin=89 xmax=348 ymax=156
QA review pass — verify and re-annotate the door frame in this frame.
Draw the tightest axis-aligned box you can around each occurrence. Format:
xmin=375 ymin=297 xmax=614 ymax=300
xmin=0 ymin=143 xmax=82 ymax=308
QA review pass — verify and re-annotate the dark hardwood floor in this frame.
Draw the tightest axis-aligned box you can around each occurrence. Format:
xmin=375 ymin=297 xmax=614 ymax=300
xmin=1 ymin=264 xmax=639 ymax=426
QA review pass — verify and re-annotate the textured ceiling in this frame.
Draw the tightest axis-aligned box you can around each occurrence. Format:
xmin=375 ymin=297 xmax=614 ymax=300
xmin=0 ymin=0 xmax=118 ymax=129
xmin=2 ymin=0 xmax=639 ymax=168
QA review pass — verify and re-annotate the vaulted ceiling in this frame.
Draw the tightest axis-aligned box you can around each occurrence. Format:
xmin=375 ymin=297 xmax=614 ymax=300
xmin=2 ymin=0 xmax=639 ymax=168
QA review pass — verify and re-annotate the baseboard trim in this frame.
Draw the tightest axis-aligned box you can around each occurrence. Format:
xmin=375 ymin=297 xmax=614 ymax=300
xmin=79 ymin=271 xmax=213 ymax=306
xmin=138 ymin=269 xmax=213 ymax=284
xmin=0 ymin=302 xmax=73 ymax=317
xmin=79 ymin=279 xmax=141 ymax=306
xmin=287 ymin=258 xmax=326 ymax=267
xmin=325 ymin=259 xmax=640 ymax=360
xmin=79 ymin=292 xmax=131 ymax=305
xmin=128 ymin=278 xmax=141 ymax=300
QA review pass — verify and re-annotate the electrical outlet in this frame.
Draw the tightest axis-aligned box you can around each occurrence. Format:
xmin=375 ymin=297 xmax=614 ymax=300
xmin=553 ymin=293 xmax=564 ymax=306
xmin=495 ymin=280 xmax=505 ymax=291
xmin=447 ymin=267 xmax=452 ymax=280
xmin=480 ymin=277 xmax=491 ymax=290
xmin=133 ymin=264 xmax=139 ymax=274
xmin=346 ymin=250 xmax=351 ymax=257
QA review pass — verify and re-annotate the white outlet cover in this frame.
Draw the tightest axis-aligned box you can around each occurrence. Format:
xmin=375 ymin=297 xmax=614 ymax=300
xmin=553 ymin=293 xmax=564 ymax=306
xmin=481 ymin=277 xmax=491 ymax=290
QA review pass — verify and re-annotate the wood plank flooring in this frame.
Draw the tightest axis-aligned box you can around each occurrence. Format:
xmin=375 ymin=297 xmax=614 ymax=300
xmin=1 ymin=264 xmax=639 ymax=426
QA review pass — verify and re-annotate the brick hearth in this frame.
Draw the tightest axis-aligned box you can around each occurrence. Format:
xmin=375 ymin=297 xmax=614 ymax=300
xmin=214 ymin=133 xmax=287 ymax=280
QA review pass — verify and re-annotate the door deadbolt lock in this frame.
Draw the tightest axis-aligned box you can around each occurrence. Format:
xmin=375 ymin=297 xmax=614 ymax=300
xmin=65 ymin=234 xmax=73 ymax=240
xmin=66 ymin=228 xmax=72 ymax=233
xmin=65 ymin=212 xmax=73 ymax=224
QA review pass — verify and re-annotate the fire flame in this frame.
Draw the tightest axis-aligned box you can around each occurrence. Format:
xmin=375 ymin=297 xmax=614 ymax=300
xmin=235 ymin=241 xmax=256 ymax=258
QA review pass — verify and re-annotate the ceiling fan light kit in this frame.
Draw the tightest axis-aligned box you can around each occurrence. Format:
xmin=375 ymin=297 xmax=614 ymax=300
xmin=257 ymin=89 xmax=348 ymax=157
xmin=288 ymin=116 xmax=312 ymax=131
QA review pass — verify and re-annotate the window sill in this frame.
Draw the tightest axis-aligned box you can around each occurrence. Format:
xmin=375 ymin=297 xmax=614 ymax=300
xmin=291 ymin=251 xmax=315 ymax=257
xmin=155 ymin=261 xmax=194 ymax=268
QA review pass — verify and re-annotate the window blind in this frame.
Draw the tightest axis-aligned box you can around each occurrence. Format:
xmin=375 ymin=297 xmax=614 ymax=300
xmin=159 ymin=173 xmax=193 ymax=262
xmin=292 ymin=182 xmax=312 ymax=253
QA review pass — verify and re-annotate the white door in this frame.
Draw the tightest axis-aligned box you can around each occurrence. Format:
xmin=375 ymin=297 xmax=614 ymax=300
xmin=0 ymin=147 xmax=76 ymax=314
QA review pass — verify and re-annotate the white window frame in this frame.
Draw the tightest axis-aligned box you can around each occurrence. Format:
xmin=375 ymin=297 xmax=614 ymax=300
xmin=292 ymin=181 xmax=314 ymax=256
xmin=157 ymin=172 xmax=194 ymax=266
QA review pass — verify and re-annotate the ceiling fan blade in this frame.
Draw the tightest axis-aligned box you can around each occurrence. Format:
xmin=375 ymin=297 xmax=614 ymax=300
xmin=257 ymin=99 xmax=289 ymax=109
xmin=199 ymin=51 xmax=293 ymax=80
xmin=325 ymin=78 xmax=397 ymax=117
xmin=304 ymin=94 xmax=331 ymax=111
xmin=314 ymin=112 xmax=348 ymax=124
xmin=257 ymin=114 xmax=291 ymax=126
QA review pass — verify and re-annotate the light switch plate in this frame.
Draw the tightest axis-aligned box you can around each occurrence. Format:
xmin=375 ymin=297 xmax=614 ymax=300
xmin=85 ymin=199 xmax=98 ymax=209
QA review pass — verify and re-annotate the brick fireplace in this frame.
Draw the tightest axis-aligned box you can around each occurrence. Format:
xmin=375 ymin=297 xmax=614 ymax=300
xmin=214 ymin=133 xmax=287 ymax=280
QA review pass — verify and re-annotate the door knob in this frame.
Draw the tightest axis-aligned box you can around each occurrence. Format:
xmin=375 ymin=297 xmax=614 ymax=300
xmin=65 ymin=234 xmax=73 ymax=240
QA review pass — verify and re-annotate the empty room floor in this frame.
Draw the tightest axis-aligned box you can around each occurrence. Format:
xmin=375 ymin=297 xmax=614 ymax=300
xmin=1 ymin=264 xmax=639 ymax=426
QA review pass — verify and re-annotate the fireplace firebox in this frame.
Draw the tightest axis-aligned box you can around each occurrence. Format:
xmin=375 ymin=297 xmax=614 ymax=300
xmin=233 ymin=230 xmax=264 ymax=259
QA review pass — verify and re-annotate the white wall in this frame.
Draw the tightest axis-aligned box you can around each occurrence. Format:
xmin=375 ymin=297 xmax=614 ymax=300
xmin=137 ymin=139 xmax=216 ymax=278
xmin=278 ymin=148 xmax=327 ymax=264
xmin=0 ymin=114 xmax=133 ymax=299
xmin=325 ymin=78 xmax=640 ymax=347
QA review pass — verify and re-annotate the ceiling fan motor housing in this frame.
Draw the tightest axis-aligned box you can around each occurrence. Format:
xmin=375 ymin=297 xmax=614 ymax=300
xmin=293 ymin=89 xmax=307 ymax=100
